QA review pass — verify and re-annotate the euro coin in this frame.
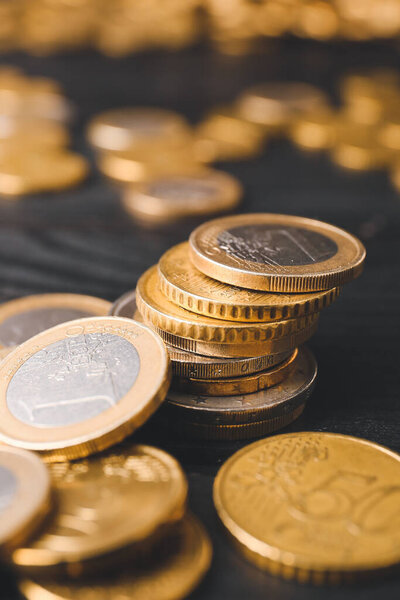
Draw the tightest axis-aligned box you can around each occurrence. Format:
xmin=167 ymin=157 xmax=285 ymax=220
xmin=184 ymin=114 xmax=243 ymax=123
xmin=0 ymin=447 xmax=51 ymax=557
xmin=19 ymin=514 xmax=211 ymax=600
xmin=214 ymin=432 xmax=400 ymax=583
xmin=13 ymin=444 xmax=187 ymax=575
xmin=159 ymin=242 xmax=340 ymax=322
xmin=189 ymin=213 xmax=366 ymax=292
xmin=0 ymin=317 xmax=170 ymax=461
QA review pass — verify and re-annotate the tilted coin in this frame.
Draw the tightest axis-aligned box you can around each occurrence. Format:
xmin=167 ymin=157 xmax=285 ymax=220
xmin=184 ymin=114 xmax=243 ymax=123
xmin=214 ymin=432 xmax=400 ymax=583
xmin=189 ymin=213 xmax=366 ymax=292
xmin=0 ymin=447 xmax=51 ymax=557
xmin=0 ymin=317 xmax=170 ymax=461
xmin=87 ymin=107 xmax=192 ymax=153
xmin=19 ymin=514 xmax=211 ymax=600
xmin=0 ymin=293 xmax=111 ymax=355
xmin=289 ymin=107 xmax=338 ymax=151
xmin=13 ymin=444 xmax=187 ymax=575
xmin=172 ymin=348 xmax=298 ymax=396
xmin=159 ymin=242 xmax=340 ymax=322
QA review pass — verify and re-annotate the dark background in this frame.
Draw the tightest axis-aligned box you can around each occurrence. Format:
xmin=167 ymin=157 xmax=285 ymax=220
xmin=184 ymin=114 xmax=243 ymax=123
xmin=0 ymin=38 xmax=399 ymax=599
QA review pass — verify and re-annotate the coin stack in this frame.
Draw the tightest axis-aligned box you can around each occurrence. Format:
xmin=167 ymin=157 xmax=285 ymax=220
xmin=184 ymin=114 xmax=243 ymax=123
xmin=130 ymin=212 xmax=365 ymax=440
xmin=0 ymin=66 xmax=88 ymax=197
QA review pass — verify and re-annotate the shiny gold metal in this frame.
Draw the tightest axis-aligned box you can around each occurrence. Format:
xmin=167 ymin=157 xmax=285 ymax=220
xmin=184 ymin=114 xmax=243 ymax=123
xmin=289 ymin=107 xmax=337 ymax=151
xmin=0 ymin=116 xmax=69 ymax=152
xmin=0 ymin=446 xmax=51 ymax=557
xmin=0 ymin=317 xmax=171 ymax=461
xmin=159 ymin=242 xmax=340 ymax=322
xmin=189 ymin=213 xmax=366 ymax=292
xmin=214 ymin=432 xmax=400 ymax=583
xmin=331 ymin=121 xmax=389 ymax=171
xmin=296 ymin=2 xmax=339 ymax=40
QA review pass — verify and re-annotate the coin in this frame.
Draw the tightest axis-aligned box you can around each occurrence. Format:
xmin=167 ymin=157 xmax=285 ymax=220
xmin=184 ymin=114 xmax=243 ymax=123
xmin=0 ymin=316 xmax=171 ymax=461
xmin=214 ymin=432 xmax=400 ymax=583
xmin=0 ymin=293 xmax=111 ymax=355
xmin=390 ymin=159 xmax=400 ymax=192
xmin=0 ymin=446 xmax=51 ymax=557
xmin=19 ymin=513 xmax=211 ymax=599
xmin=0 ymin=116 xmax=69 ymax=152
xmin=159 ymin=242 xmax=340 ymax=322
xmin=289 ymin=107 xmax=337 ymax=151
xmin=172 ymin=348 xmax=298 ymax=396
xmin=122 ymin=170 xmax=242 ymax=222
xmin=331 ymin=121 xmax=389 ymax=171
xmin=189 ymin=213 xmax=366 ymax=292
xmin=87 ymin=107 xmax=192 ymax=153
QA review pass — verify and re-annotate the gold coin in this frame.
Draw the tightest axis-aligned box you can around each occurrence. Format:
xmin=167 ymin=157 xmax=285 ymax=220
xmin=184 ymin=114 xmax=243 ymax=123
xmin=296 ymin=1 xmax=339 ymax=40
xmin=339 ymin=71 xmax=399 ymax=126
xmin=289 ymin=107 xmax=338 ymax=151
xmin=390 ymin=159 xmax=400 ymax=192
xmin=0 ymin=116 xmax=69 ymax=152
xmin=122 ymin=169 xmax=242 ymax=222
xmin=0 ymin=316 xmax=170 ymax=461
xmin=0 ymin=293 xmax=111 ymax=355
xmin=331 ymin=120 xmax=389 ymax=171
xmin=87 ymin=107 xmax=192 ymax=153
xmin=214 ymin=432 xmax=400 ymax=583
xmin=172 ymin=348 xmax=298 ymax=396
xmin=19 ymin=513 xmax=211 ymax=600
xmin=13 ymin=444 xmax=187 ymax=576
xmin=137 ymin=265 xmax=319 ymax=344
xmin=159 ymin=242 xmax=340 ymax=321
xmin=0 ymin=446 xmax=51 ymax=557
xmin=189 ymin=213 xmax=366 ymax=292
xmin=378 ymin=113 xmax=400 ymax=152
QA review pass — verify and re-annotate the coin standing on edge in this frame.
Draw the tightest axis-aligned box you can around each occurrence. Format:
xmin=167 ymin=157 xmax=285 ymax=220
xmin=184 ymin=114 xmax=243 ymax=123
xmin=189 ymin=213 xmax=366 ymax=292
xmin=0 ymin=446 xmax=51 ymax=556
xmin=0 ymin=317 xmax=171 ymax=461
xmin=214 ymin=432 xmax=400 ymax=583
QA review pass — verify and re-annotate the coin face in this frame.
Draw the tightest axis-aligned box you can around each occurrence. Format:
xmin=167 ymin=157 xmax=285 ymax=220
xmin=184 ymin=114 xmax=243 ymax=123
xmin=0 ymin=317 xmax=170 ymax=460
xmin=13 ymin=444 xmax=187 ymax=574
xmin=0 ymin=446 xmax=51 ymax=555
xmin=214 ymin=432 xmax=400 ymax=582
xmin=189 ymin=213 xmax=366 ymax=292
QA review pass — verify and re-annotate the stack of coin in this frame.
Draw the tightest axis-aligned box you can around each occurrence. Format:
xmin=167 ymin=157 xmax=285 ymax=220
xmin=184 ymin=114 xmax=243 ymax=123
xmin=0 ymin=66 xmax=88 ymax=197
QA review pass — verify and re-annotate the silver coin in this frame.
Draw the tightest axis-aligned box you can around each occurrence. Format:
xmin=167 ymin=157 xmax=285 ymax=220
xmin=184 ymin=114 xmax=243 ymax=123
xmin=0 ymin=464 xmax=17 ymax=514
xmin=7 ymin=333 xmax=140 ymax=428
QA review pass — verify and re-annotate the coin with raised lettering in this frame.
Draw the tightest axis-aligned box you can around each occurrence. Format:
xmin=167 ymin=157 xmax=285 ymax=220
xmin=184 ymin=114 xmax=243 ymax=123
xmin=19 ymin=513 xmax=211 ymax=599
xmin=214 ymin=432 xmax=400 ymax=583
xmin=0 ymin=446 xmax=51 ymax=557
xmin=0 ymin=317 xmax=170 ymax=460
xmin=159 ymin=242 xmax=340 ymax=321
xmin=189 ymin=213 xmax=366 ymax=292
xmin=0 ymin=294 xmax=111 ymax=356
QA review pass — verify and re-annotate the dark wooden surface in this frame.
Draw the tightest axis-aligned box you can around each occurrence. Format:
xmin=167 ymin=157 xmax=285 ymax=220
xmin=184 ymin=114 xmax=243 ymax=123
xmin=0 ymin=39 xmax=399 ymax=599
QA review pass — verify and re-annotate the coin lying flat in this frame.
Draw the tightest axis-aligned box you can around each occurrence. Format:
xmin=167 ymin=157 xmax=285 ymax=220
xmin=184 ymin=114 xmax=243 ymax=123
xmin=214 ymin=432 xmax=400 ymax=583
xmin=13 ymin=444 xmax=187 ymax=575
xmin=19 ymin=513 xmax=211 ymax=600
xmin=172 ymin=348 xmax=298 ymax=396
xmin=0 ymin=293 xmax=111 ymax=355
xmin=159 ymin=242 xmax=340 ymax=322
xmin=0 ymin=317 xmax=170 ymax=461
xmin=189 ymin=213 xmax=366 ymax=292
xmin=0 ymin=446 xmax=51 ymax=556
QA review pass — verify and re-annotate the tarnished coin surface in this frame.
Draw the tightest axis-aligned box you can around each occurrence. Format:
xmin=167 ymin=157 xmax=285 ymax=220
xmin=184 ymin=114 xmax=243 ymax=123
xmin=0 ymin=446 xmax=51 ymax=556
xmin=13 ymin=444 xmax=187 ymax=575
xmin=189 ymin=213 xmax=366 ymax=292
xmin=214 ymin=432 xmax=400 ymax=583
xmin=0 ymin=317 xmax=170 ymax=461
xmin=19 ymin=514 xmax=211 ymax=600
xmin=159 ymin=242 xmax=340 ymax=321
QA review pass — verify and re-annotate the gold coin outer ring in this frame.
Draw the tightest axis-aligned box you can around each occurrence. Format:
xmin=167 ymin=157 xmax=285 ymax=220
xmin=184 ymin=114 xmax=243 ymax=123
xmin=0 ymin=317 xmax=171 ymax=461
xmin=158 ymin=242 xmax=341 ymax=322
xmin=172 ymin=348 xmax=298 ymax=396
xmin=189 ymin=213 xmax=366 ymax=292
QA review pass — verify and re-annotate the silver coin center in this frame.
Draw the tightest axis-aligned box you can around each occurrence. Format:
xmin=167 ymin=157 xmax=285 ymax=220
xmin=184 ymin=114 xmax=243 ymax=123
xmin=0 ymin=465 xmax=17 ymax=514
xmin=6 ymin=333 xmax=140 ymax=428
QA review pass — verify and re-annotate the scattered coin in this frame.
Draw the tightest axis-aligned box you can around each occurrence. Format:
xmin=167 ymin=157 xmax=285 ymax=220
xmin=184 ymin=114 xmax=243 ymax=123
xmin=189 ymin=213 xmax=366 ymax=292
xmin=0 ymin=316 xmax=171 ymax=461
xmin=214 ymin=432 xmax=400 ymax=583
xmin=289 ymin=107 xmax=337 ymax=151
xmin=331 ymin=121 xmax=390 ymax=171
xmin=0 ymin=116 xmax=69 ymax=152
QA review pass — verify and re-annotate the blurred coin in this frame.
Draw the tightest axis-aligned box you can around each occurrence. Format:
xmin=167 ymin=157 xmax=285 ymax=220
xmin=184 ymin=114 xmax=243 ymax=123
xmin=339 ymin=71 xmax=400 ymax=125
xmin=0 ymin=116 xmax=69 ymax=152
xmin=0 ymin=446 xmax=51 ymax=557
xmin=296 ymin=1 xmax=339 ymax=40
xmin=159 ymin=242 xmax=340 ymax=322
xmin=14 ymin=444 xmax=187 ymax=576
xmin=0 ymin=316 xmax=170 ymax=460
xmin=289 ymin=107 xmax=338 ymax=151
xmin=189 ymin=213 xmax=366 ymax=292
xmin=390 ymin=159 xmax=400 ymax=192
xmin=378 ymin=112 xmax=400 ymax=152
xmin=214 ymin=432 xmax=400 ymax=582
xmin=331 ymin=121 xmax=389 ymax=170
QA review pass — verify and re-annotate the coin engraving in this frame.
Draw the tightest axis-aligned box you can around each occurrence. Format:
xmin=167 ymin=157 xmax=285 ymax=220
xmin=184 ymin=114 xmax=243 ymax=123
xmin=218 ymin=225 xmax=338 ymax=267
xmin=0 ymin=464 xmax=17 ymax=514
xmin=6 ymin=333 xmax=140 ymax=428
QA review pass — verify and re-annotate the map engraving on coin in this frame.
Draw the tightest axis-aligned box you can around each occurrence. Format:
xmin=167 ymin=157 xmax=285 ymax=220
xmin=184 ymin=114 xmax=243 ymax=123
xmin=218 ymin=225 xmax=338 ymax=267
xmin=6 ymin=333 xmax=140 ymax=428
xmin=0 ymin=464 xmax=17 ymax=513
